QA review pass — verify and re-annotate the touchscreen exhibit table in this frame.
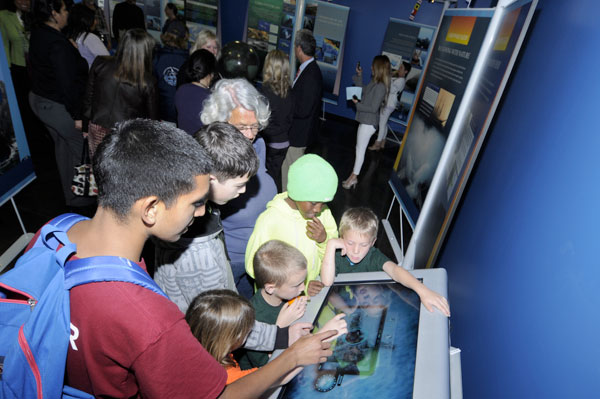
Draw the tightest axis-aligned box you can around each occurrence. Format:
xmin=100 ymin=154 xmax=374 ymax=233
xmin=271 ymin=268 xmax=449 ymax=399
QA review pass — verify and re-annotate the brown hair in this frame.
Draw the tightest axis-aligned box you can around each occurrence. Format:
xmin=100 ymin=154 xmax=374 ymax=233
xmin=338 ymin=207 xmax=379 ymax=241
xmin=185 ymin=289 xmax=255 ymax=368
xmin=371 ymin=55 xmax=391 ymax=104
xmin=254 ymin=240 xmax=307 ymax=289
xmin=114 ymin=29 xmax=155 ymax=89
xmin=262 ymin=49 xmax=291 ymax=98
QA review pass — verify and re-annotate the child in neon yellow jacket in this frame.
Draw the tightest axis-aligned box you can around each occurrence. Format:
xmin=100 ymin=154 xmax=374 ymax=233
xmin=245 ymin=154 xmax=338 ymax=297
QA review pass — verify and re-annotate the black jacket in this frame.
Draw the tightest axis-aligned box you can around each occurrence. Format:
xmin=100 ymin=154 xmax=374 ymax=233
xmin=112 ymin=1 xmax=145 ymax=41
xmin=29 ymin=24 xmax=88 ymax=119
xmin=83 ymin=56 xmax=158 ymax=130
xmin=289 ymin=59 xmax=323 ymax=147
xmin=260 ymin=84 xmax=294 ymax=144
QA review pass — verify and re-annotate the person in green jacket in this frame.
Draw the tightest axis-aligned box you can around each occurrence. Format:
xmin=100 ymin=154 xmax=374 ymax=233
xmin=0 ymin=0 xmax=29 ymax=72
xmin=0 ymin=0 xmax=31 ymax=129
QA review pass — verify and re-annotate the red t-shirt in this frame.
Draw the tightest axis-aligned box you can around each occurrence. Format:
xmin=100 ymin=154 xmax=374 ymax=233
xmin=27 ymin=227 xmax=228 ymax=398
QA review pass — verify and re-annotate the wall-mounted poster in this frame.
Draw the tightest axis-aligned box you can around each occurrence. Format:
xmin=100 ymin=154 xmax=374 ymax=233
xmin=278 ymin=0 xmax=295 ymax=55
xmin=391 ymin=10 xmax=493 ymax=227
xmin=420 ymin=0 xmax=536 ymax=268
xmin=390 ymin=0 xmax=537 ymax=270
xmin=145 ymin=0 xmax=162 ymax=32
xmin=0 ymin=35 xmax=35 ymax=207
xmin=307 ymin=0 xmax=349 ymax=98
xmin=245 ymin=0 xmax=286 ymax=75
xmin=381 ymin=19 xmax=436 ymax=126
xmin=184 ymin=0 xmax=219 ymax=45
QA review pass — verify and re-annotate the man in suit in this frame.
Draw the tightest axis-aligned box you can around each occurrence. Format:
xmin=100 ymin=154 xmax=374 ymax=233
xmin=281 ymin=29 xmax=323 ymax=191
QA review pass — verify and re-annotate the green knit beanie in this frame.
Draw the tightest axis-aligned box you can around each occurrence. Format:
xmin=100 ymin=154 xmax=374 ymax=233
xmin=287 ymin=154 xmax=338 ymax=202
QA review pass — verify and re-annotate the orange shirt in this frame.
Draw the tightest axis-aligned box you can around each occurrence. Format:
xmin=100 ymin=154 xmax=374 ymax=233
xmin=226 ymin=354 xmax=258 ymax=384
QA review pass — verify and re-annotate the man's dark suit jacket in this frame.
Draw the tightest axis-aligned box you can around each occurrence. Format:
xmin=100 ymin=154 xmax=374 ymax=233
xmin=289 ymin=59 xmax=323 ymax=147
xmin=112 ymin=1 xmax=146 ymax=41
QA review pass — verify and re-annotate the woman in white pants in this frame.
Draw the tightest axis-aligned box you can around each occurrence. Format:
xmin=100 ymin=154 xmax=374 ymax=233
xmin=369 ymin=61 xmax=411 ymax=151
xmin=342 ymin=55 xmax=391 ymax=189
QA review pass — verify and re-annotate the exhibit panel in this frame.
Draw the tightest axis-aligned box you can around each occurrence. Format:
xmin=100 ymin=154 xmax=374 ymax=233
xmin=392 ymin=8 xmax=494 ymax=223
xmin=307 ymin=0 xmax=349 ymax=98
xmin=421 ymin=0 xmax=536 ymax=268
xmin=0 ymin=35 xmax=35 ymax=207
xmin=388 ymin=0 xmax=537 ymax=270
xmin=271 ymin=269 xmax=449 ymax=399
xmin=245 ymin=0 xmax=287 ymax=61
xmin=381 ymin=18 xmax=436 ymax=127
xmin=184 ymin=0 xmax=219 ymax=44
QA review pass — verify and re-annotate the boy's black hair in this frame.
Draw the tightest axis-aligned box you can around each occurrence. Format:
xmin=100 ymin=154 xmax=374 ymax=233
xmin=194 ymin=122 xmax=259 ymax=181
xmin=93 ymin=119 xmax=213 ymax=219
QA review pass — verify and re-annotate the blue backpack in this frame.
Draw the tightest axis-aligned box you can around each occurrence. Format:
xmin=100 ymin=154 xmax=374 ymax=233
xmin=0 ymin=214 xmax=168 ymax=398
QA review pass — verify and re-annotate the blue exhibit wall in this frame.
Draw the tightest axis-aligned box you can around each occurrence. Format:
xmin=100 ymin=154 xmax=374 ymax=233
xmin=435 ymin=1 xmax=600 ymax=397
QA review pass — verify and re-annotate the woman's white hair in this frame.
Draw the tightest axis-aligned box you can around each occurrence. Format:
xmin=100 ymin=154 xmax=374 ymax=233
xmin=201 ymin=78 xmax=270 ymax=128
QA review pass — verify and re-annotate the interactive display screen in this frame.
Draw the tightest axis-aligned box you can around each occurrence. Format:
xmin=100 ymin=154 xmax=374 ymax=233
xmin=279 ymin=280 xmax=421 ymax=398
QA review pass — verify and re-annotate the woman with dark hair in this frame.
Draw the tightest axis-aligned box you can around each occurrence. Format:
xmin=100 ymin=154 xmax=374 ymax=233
xmin=260 ymin=49 xmax=294 ymax=192
xmin=83 ymin=28 xmax=158 ymax=156
xmin=81 ymin=0 xmax=110 ymax=50
xmin=28 ymin=0 xmax=91 ymax=208
xmin=66 ymin=3 xmax=108 ymax=68
xmin=161 ymin=2 xmax=178 ymax=34
xmin=174 ymin=48 xmax=215 ymax=135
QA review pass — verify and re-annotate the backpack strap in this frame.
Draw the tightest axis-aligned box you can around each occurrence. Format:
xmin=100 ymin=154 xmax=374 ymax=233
xmin=64 ymin=256 xmax=168 ymax=298
xmin=32 ymin=213 xmax=167 ymax=298
xmin=33 ymin=214 xmax=90 ymax=266
xmin=49 ymin=213 xmax=90 ymax=231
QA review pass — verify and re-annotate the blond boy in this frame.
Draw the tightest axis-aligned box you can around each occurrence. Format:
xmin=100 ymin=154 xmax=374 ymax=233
xmin=239 ymin=240 xmax=347 ymax=370
xmin=239 ymin=240 xmax=310 ymax=369
xmin=321 ymin=207 xmax=450 ymax=316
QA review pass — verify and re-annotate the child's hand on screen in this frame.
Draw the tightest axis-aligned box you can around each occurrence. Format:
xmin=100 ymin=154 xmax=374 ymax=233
xmin=317 ymin=313 xmax=347 ymax=342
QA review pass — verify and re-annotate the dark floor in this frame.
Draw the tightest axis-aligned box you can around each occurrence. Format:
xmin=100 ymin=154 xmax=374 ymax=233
xmin=0 ymin=114 xmax=404 ymax=272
